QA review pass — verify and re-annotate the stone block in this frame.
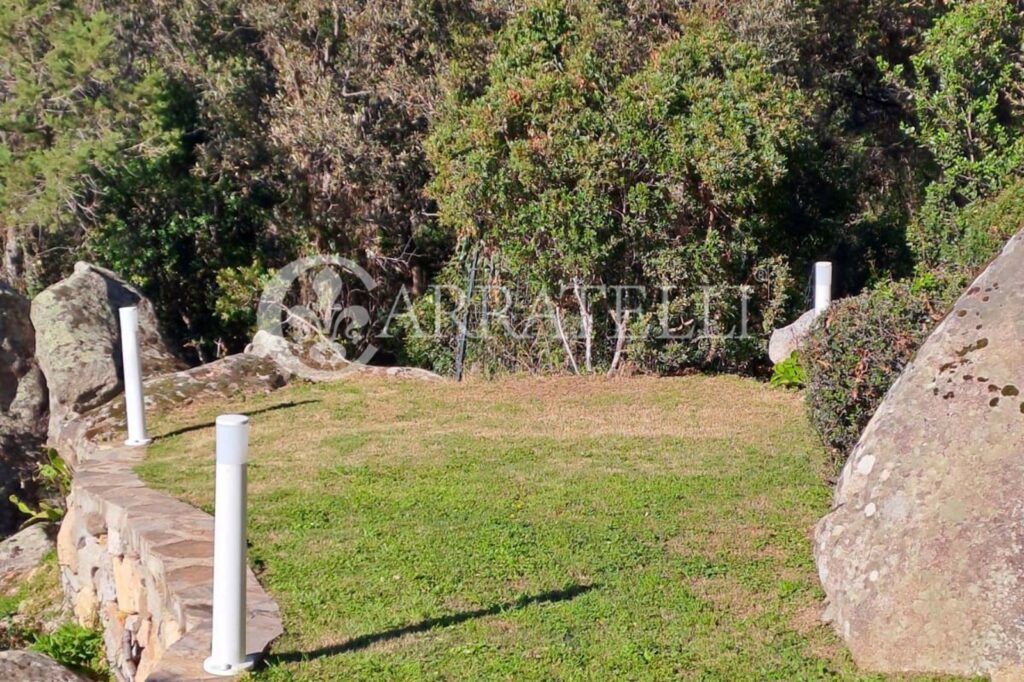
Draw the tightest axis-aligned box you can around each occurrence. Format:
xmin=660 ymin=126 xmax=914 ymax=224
xmin=73 ymin=583 xmax=98 ymax=627
xmin=112 ymin=554 xmax=146 ymax=615
xmin=56 ymin=507 xmax=79 ymax=574
xmin=159 ymin=615 xmax=184 ymax=649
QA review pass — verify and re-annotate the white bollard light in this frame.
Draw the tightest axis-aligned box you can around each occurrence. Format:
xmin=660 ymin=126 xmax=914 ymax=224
xmin=204 ymin=414 xmax=254 ymax=676
xmin=118 ymin=306 xmax=151 ymax=446
xmin=814 ymin=261 xmax=833 ymax=316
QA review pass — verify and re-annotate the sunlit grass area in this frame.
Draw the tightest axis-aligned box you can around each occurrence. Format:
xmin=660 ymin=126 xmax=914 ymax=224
xmin=139 ymin=375 xmax=955 ymax=681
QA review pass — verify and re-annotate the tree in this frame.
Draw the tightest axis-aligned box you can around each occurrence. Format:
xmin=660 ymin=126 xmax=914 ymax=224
xmin=428 ymin=1 xmax=816 ymax=372
xmin=0 ymin=1 xmax=172 ymax=291
xmin=890 ymin=0 xmax=1024 ymax=269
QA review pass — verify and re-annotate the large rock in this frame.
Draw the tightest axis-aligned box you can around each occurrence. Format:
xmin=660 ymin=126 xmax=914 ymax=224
xmin=0 ymin=282 xmax=48 ymax=534
xmin=248 ymin=328 xmax=442 ymax=382
xmin=0 ymin=524 xmax=53 ymax=587
xmin=52 ymin=353 xmax=289 ymax=464
xmin=0 ymin=650 xmax=88 ymax=681
xmin=768 ymin=308 xmax=817 ymax=364
xmin=30 ymin=263 xmax=182 ymax=440
xmin=814 ymin=231 xmax=1024 ymax=678
xmin=0 ymin=282 xmax=47 ymax=432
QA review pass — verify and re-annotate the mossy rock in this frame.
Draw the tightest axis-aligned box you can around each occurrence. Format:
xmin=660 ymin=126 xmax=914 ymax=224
xmin=30 ymin=263 xmax=183 ymax=439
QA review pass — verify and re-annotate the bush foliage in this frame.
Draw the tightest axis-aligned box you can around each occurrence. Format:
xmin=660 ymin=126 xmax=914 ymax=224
xmin=803 ymin=172 xmax=1024 ymax=460
xmin=1 ymin=0 xmax=1022 ymax=379
xmin=802 ymin=281 xmax=944 ymax=463
xmin=770 ymin=352 xmax=807 ymax=390
xmin=32 ymin=622 xmax=105 ymax=675
xmin=892 ymin=0 xmax=1024 ymax=270
xmin=426 ymin=4 xmax=820 ymax=373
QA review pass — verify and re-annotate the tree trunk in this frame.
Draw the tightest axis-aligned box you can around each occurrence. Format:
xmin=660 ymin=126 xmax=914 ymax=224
xmin=2 ymin=224 xmax=24 ymax=287
xmin=572 ymin=279 xmax=593 ymax=373
xmin=552 ymin=302 xmax=580 ymax=374
xmin=608 ymin=310 xmax=630 ymax=377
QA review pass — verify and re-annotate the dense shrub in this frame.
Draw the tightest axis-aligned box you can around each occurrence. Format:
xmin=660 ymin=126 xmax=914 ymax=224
xmin=900 ymin=179 xmax=1024 ymax=313
xmin=802 ymin=280 xmax=944 ymax=464
xmin=0 ymin=0 xmax=516 ymax=360
xmin=427 ymin=2 xmax=838 ymax=373
xmin=950 ymin=179 xmax=1024 ymax=273
xmin=2 ymin=0 xmax=1016 ymax=372
xmin=891 ymin=0 xmax=1024 ymax=270
xmin=0 ymin=2 xmax=173 ymax=293
xmin=801 ymin=174 xmax=1023 ymax=467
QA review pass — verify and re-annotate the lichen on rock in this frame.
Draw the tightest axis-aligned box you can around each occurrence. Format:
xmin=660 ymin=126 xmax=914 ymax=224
xmin=30 ymin=263 xmax=183 ymax=442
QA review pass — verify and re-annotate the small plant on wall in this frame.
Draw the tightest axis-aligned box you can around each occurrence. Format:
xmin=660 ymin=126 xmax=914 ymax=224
xmin=31 ymin=622 xmax=105 ymax=676
xmin=8 ymin=450 xmax=71 ymax=530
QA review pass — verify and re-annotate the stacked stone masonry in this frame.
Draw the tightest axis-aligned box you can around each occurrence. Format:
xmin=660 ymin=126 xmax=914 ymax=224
xmin=54 ymin=355 xmax=287 ymax=681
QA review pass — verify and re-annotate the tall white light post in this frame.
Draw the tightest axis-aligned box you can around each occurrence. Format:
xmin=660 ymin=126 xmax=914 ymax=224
xmin=204 ymin=414 xmax=254 ymax=676
xmin=814 ymin=261 xmax=833 ymax=316
xmin=119 ymin=306 xmax=150 ymax=446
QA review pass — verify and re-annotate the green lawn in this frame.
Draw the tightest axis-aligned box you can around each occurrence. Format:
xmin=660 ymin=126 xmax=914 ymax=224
xmin=138 ymin=375 xmax=947 ymax=681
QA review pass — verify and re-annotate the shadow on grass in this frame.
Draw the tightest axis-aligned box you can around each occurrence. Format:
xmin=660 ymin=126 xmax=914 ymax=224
xmin=266 ymin=583 xmax=598 ymax=665
xmin=152 ymin=400 xmax=321 ymax=440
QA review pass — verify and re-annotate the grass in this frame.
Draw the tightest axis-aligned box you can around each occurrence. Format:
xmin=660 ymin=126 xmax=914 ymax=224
xmin=0 ymin=548 xmax=110 ymax=680
xmin=139 ymin=375 xmax=955 ymax=681
xmin=0 ymin=548 xmax=62 ymax=626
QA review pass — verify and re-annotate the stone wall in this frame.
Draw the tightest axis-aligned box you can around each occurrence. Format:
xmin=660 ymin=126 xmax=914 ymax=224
xmin=55 ymin=355 xmax=288 ymax=681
